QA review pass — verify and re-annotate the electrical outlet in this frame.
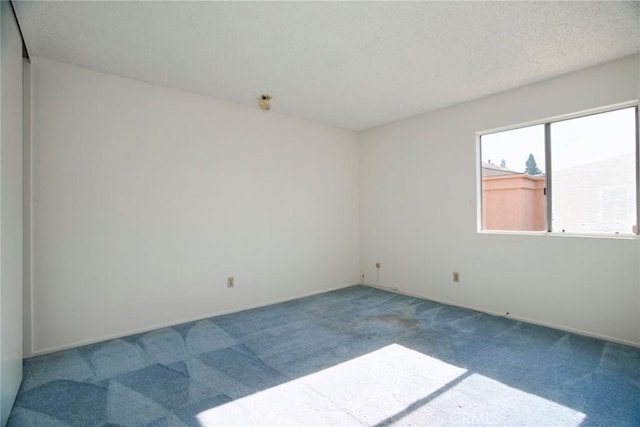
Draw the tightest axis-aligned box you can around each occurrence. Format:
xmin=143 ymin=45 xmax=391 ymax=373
xmin=453 ymin=272 xmax=460 ymax=283
xmin=227 ymin=276 xmax=234 ymax=288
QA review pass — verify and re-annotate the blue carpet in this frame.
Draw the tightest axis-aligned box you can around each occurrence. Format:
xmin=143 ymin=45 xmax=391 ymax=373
xmin=7 ymin=285 xmax=640 ymax=426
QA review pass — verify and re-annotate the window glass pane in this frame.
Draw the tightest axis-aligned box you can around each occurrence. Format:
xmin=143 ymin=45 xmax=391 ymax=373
xmin=550 ymin=107 xmax=636 ymax=234
xmin=481 ymin=125 xmax=547 ymax=231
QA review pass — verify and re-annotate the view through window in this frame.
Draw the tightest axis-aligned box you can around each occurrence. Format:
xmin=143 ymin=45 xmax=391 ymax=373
xmin=480 ymin=106 xmax=638 ymax=235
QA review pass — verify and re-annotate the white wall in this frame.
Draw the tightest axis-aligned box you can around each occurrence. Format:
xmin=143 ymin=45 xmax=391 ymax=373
xmin=360 ymin=54 xmax=640 ymax=346
xmin=0 ymin=2 xmax=24 ymax=425
xmin=28 ymin=52 xmax=640 ymax=356
xmin=29 ymin=57 xmax=360 ymax=355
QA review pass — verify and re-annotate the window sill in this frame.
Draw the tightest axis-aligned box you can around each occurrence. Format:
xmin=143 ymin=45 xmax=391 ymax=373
xmin=478 ymin=230 xmax=639 ymax=240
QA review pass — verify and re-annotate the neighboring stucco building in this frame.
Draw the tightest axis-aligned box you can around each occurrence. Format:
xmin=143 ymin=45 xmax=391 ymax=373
xmin=482 ymin=162 xmax=546 ymax=231
xmin=552 ymin=154 xmax=635 ymax=234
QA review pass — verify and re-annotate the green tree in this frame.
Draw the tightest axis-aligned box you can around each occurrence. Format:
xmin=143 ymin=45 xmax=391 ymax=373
xmin=525 ymin=154 xmax=542 ymax=175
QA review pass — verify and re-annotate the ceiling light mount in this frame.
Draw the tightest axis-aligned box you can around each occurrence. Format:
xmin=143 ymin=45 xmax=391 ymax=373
xmin=258 ymin=94 xmax=272 ymax=111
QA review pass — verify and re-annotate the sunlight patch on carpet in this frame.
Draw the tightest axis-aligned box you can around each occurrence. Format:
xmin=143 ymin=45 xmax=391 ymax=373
xmin=196 ymin=344 xmax=586 ymax=426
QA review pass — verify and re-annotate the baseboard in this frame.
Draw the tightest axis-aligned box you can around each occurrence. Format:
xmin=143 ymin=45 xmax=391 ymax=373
xmin=362 ymin=283 xmax=640 ymax=349
xmin=30 ymin=281 xmax=637 ymax=357
xmin=27 ymin=282 xmax=360 ymax=358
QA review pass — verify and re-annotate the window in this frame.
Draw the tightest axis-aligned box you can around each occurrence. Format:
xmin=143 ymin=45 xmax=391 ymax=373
xmin=479 ymin=105 xmax=639 ymax=236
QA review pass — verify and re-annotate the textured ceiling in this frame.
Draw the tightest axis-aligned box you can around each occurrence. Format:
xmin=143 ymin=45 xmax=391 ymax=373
xmin=13 ymin=1 xmax=640 ymax=131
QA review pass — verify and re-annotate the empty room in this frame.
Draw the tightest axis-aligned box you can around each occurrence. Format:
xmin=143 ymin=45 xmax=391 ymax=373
xmin=1 ymin=1 xmax=639 ymax=426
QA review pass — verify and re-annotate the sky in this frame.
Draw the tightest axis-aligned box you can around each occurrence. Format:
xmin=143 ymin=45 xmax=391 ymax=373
xmin=480 ymin=107 xmax=636 ymax=173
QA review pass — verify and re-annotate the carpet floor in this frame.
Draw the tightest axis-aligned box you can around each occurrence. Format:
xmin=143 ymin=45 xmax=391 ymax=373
xmin=7 ymin=285 xmax=640 ymax=426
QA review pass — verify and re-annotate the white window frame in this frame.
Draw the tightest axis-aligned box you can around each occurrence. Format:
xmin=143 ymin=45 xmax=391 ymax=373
xmin=476 ymin=101 xmax=640 ymax=238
